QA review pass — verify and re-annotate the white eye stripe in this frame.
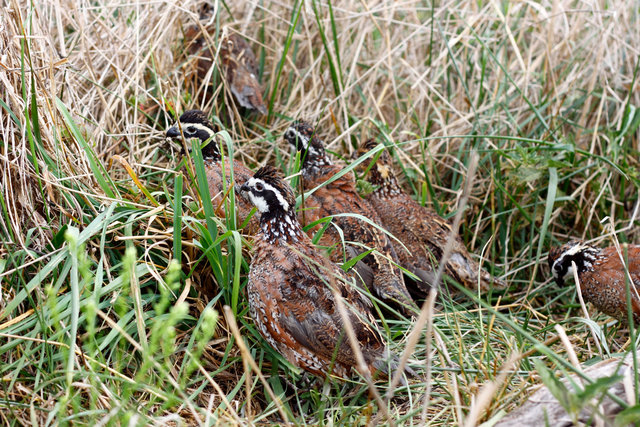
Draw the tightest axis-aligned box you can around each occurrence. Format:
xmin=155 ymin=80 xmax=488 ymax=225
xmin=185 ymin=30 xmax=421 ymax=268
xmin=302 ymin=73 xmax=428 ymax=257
xmin=263 ymin=182 xmax=290 ymax=212
xmin=175 ymin=122 xmax=215 ymax=138
xmin=552 ymin=252 xmax=575 ymax=277
xmin=246 ymin=177 xmax=290 ymax=212
xmin=562 ymin=243 xmax=589 ymax=257
xmin=552 ymin=244 xmax=583 ymax=275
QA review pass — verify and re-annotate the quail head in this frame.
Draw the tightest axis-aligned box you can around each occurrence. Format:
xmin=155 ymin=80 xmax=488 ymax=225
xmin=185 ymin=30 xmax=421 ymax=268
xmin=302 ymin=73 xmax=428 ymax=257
xmin=166 ymin=110 xmax=258 ymax=233
xmin=549 ymin=240 xmax=640 ymax=324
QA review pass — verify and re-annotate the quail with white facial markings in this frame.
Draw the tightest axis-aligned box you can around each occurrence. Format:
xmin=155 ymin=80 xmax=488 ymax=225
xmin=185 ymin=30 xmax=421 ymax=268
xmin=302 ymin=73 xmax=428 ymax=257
xmin=355 ymin=139 xmax=506 ymax=294
xmin=237 ymin=165 xmax=405 ymax=379
xmin=284 ymin=121 xmax=417 ymax=316
xmin=549 ymin=240 xmax=640 ymax=323
xmin=166 ymin=110 xmax=258 ymax=233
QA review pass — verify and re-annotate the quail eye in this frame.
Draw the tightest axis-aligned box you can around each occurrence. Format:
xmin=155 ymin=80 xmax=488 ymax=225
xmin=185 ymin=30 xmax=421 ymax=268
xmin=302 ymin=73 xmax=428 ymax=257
xmin=254 ymin=182 xmax=264 ymax=192
xmin=185 ymin=126 xmax=196 ymax=135
xmin=285 ymin=129 xmax=295 ymax=140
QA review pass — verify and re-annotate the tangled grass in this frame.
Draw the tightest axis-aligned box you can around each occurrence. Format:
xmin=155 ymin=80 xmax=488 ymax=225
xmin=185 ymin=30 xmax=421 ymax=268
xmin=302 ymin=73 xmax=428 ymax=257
xmin=1 ymin=0 xmax=639 ymax=425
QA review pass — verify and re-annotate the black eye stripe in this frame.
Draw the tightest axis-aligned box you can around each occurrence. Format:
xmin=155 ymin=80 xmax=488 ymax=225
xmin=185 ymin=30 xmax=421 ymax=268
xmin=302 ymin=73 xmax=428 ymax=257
xmin=553 ymin=248 xmax=598 ymax=276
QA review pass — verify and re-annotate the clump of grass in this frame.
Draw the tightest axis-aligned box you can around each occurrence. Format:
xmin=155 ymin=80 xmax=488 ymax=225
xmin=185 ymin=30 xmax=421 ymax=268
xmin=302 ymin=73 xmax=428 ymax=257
xmin=1 ymin=0 xmax=639 ymax=425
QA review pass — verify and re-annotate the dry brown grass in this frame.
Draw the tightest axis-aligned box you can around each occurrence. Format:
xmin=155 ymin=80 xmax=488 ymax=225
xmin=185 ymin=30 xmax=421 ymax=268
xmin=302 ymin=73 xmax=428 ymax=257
xmin=1 ymin=0 xmax=639 ymax=424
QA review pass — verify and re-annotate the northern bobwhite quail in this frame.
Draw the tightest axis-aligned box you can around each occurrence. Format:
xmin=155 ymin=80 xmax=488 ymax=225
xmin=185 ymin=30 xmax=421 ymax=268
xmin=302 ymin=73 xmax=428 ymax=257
xmin=237 ymin=165 xmax=401 ymax=378
xmin=166 ymin=110 xmax=258 ymax=233
xmin=184 ymin=15 xmax=267 ymax=115
xmin=283 ymin=121 xmax=417 ymax=316
xmin=355 ymin=139 xmax=506 ymax=294
xmin=549 ymin=240 xmax=640 ymax=324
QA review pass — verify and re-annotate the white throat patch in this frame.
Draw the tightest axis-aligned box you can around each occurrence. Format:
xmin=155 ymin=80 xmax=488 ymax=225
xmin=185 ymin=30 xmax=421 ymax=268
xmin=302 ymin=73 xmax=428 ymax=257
xmin=247 ymin=192 xmax=269 ymax=213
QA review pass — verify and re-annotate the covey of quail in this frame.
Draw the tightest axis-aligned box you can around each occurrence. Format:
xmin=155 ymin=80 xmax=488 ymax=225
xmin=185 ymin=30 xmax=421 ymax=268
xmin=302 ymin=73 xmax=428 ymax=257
xmin=284 ymin=121 xmax=417 ymax=316
xmin=166 ymin=110 xmax=259 ymax=233
xmin=549 ymin=240 xmax=640 ymax=324
xmin=237 ymin=165 xmax=404 ymax=379
xmin=355 ymin=139 xmax=506 ymax=294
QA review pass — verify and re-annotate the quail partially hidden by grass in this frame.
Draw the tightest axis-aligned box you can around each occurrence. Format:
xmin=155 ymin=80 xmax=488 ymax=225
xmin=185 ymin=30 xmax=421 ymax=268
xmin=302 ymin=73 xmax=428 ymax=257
xmin=284 ymin=121 xmax=417 ymax=316
xmin=549 ymin=240 xmax=640 ymax=324
xmin=184 ymin=15 xmax=267 ymax=115
xmin=166 ymin=110 xmax=258 ymax=233
xmin=355 ymin=139 xmax=506 ymax=294
xmin=237 ymin=165 xmax=404 ymax=379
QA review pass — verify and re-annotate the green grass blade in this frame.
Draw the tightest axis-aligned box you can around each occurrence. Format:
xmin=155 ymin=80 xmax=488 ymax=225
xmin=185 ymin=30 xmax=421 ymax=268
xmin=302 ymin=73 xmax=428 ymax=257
xmin=267 ymin=1 xmax=302 ymax=121
xmin=173 ymin=173 xmax=183 ymax=264
xmin=55 ymin=98 xmax=118 ymax=199
xmin=536 ymin=167 xmax=557 ymax=262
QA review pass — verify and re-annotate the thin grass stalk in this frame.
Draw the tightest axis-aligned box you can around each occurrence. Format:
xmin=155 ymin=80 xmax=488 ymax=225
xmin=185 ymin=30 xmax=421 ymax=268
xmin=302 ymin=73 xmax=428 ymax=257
xmin=328 ymin=266 xmax=395 ymax=427
xmin=387 ymin=152 xmax=479 ymax=398
xmin=463 ymin=351 xmax=519 ymax=427
xmin=420 ymin=289 xmax=438 ymax=424
xmin=222 ymin=305 xmax=292 ymax=425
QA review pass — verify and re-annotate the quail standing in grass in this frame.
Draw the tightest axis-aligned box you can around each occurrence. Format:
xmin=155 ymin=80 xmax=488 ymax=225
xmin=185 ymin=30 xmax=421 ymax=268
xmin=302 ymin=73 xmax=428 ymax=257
xmin=284 ymin=121 xmax=417 ymax=316
xmin=549 ymin=240 xmax=640 ymax=324
xmin=166 ymin=110 xmax=259 ymax=233
xmin=237 ymin=165 xmax=403 ymax=379
xmin=355 ymin=139 xmax=506 ymax=294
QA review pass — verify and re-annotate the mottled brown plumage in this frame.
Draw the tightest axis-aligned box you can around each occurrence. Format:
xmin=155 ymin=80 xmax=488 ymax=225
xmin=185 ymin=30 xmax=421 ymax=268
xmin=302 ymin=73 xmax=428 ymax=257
xmin=184 ymin=17 xmax=266 ymax=114
xmin=355 ymin=139 xmax=506 ymax=294
xmin=237 ymin=166 xmax=398 ymax=378
xmin=166 ymin=110 xmax=258 ymax=233
xmin=284 ymin=122 xmax=417 ymax=316
xmin=549 ymin=240 xmax=640 ymax=323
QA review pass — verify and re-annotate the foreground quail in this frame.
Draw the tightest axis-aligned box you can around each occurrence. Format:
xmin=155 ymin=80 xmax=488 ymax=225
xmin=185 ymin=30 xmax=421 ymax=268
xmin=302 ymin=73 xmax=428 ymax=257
xmin=237 ymin=166 xmax=402 ymax=378
xmin=355 ymin=139 xmax=506 ymax=294
xmin=166 ymin=110 xmax=258 ymax=233
xmin=549 ymin=240 xmax=640 ymax=323
xmin=284 ymin=121 xmax=417 ymax=316
xmin=184 ymin=12 xmax=267 ymax=114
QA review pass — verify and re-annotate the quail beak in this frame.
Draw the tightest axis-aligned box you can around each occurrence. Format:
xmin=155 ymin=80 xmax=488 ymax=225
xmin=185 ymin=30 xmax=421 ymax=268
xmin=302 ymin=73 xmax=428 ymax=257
xmin=165 ymin=126 xmax=194 ymax=155
xmin=237 ymin=183 xmax=250 ymax=195
xmin=166 ymin=126 xmax=180 ymax=139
